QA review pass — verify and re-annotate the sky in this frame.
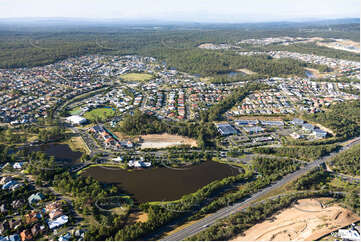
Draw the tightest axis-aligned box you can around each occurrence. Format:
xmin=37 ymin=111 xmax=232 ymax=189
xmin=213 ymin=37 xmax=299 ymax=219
xmin=0 ymin=0 xmax=360 ymax=23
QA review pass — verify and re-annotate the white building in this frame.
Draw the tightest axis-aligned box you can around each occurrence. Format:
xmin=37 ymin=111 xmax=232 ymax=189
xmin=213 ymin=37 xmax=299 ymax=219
xmin=66 ymin=115 xmax=87 ymax=125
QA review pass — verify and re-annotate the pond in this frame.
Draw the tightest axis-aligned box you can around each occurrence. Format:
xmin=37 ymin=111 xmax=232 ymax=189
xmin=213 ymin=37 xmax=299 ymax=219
xmin=25 ymin=143 xmax=83 ymax=163
xmin=81 ymin=161 xmax=240 ymax=203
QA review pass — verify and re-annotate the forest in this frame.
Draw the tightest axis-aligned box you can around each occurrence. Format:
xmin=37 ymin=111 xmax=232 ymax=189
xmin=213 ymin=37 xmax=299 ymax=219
xmin=303 ymin=100 xmax=360 ymax=140
xmin=328 ymin=145 xmax=360 ymax=176
xmin=252 ymin=144 xmax=340 ymax=161
xmin=0 ymin=21 xmax=358 ymax=70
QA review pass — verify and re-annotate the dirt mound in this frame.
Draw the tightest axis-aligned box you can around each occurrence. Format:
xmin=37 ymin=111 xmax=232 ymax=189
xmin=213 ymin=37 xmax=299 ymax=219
xmin=231 ymin=198 xmax=359 ymax=241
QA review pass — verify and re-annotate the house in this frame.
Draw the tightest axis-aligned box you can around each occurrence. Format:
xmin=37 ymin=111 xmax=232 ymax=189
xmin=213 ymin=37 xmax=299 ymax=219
xmin=0 ymin=221 xmax=9 ymax=235
xmin=2 ymin=181 xmax=17 ymax=190
xmin=13 ymin=162 xmax=25 ymax=170
xmin=302 ymin=123 xmax=314 ymax=132
xmin=290 ymin=132 xmax=303 ymax=139
xmin=0 ymin=204 xmax=8 ymax=214
xmin=28 ymin=193 xmax=44 ymax=204
xmin=0 ymin=177 xmax=12 ymax=185
xmin=49 ymin=210 xmax=64 ymax=220
xmin=20 ymin=230 xmax=32 ymax=241
xmin=48 ymin=215 xmax=69 ymax=230
xmin=58 ymin=232 xmax=72 ymax=241
xmin=45 ymin=201 xmax=62 ymax=213
xmin=31 ymin=224 xmax=44 ymax=237
xmin=291 ymin=118 xmax=304 ymax=126
xmin=11 ymin=200 xmax=24 ymax=209
xmin=9 ymin=234 xmax=21 ymax=241
xmin=24 ymin=211 xmax=42 ymax=224
xmin=313 ymin=129 xmax=327 ymax=138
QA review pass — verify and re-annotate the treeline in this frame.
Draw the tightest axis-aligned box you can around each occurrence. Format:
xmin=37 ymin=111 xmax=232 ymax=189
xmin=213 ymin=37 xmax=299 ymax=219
xmin=38 ymin=127 xmax=66 ymax=143
xmin=118 ymin=111 xmax=218 ymax=148
xmin=291 ymin=168 xmax=359 ymax=214
xmin=209 ymin=74 xmax=265 ymax=84
xmin=252 ymin=144 xmax=340 ymax=161
xmin=292 ymin=168 xmax=331 ymax=190
xmin=155 ymin=48 xmax=320 ymax=77
xmin=189 ymin=157 xmax=300 ymax=219
xmin=187 ymin=190 xmax=338 ymax=241
xmin=328 ymin=145 xmax=360 ymax=176
xmin=303 ymin=100 xmax=360 ymax=140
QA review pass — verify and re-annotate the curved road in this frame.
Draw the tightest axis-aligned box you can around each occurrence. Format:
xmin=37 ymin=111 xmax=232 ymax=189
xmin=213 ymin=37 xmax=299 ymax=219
xmin=161 ymin=137 xmax=360 ymax=241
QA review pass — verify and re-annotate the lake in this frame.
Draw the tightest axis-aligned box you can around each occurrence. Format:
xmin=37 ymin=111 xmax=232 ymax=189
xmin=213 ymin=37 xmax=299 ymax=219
xmin=25 ymin=143 xmax=83 ymax=163
xmin=81 ymin=161 xmax=240 ymax=203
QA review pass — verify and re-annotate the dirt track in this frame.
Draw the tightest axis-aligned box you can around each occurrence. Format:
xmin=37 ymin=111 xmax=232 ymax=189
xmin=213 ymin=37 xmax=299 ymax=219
xmin=139 ymin=133 xmax=197 ymax=149
xmin=232 ymin=198 xmax=359 ymax=241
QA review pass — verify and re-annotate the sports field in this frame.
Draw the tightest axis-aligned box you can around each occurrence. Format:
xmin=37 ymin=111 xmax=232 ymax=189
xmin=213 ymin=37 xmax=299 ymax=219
xmin=84 ymin=107 xmax=116 ymax=122
xmin=120 ymin=73 xmax=153 ymax=82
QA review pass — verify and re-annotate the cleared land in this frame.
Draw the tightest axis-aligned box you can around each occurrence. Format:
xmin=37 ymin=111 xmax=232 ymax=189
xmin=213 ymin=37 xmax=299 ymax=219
xmin=232 ymin=198 xmax=359 ymax=241
xmin=236 ymin=68 xmax=257 ymax=75
xmin=120 ymin=73 xmax=153 ymax=82
xmin=139 ymin=133 xmax=197 ymax=149
xmin=84 ymin=107 xmax=116 ymax=122
xmin=317 ymin=39 xmax=360 ymax=53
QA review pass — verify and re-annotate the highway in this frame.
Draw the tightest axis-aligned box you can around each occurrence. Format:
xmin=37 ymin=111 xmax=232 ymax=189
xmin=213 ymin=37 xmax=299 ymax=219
xmin=161 ymin=137 xmax=360 ymax=241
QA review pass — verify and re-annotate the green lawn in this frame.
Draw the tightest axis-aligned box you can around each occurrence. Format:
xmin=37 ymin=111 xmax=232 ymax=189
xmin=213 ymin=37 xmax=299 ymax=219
xmin=120 ymin=73 xmax=153 ymax=82
xmin=84 ymin=108 xmax=116 ymax=122
xmin=70 ymin=107 xmax=82 ymax=115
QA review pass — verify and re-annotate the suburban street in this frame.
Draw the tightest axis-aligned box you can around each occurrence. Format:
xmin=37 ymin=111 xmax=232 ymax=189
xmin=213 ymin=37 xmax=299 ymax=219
xmin=161 ymin=137 xmax=360 ymax=241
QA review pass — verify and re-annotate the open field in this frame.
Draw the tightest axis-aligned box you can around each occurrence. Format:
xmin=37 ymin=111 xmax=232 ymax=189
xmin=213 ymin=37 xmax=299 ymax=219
xmin=317 ymin=39 xmax=360 ymax=53
xmin=84 ymin=107 xmax=116 ymax=122
xmin=139 ymin=133 xmax=197 ymax=149
xmin=69 ymin=106 xmax=82 ymax=115
xmin=120 ymin=73 xmax=153 ymax=82
xmin=63 ymin=135 xmax=90 ymax=154
xmin=304 ymin=68 xmax=330 ymax=79
xmin=127 ymin=211 xmax=149 ymax=224
xmin=231 ymin=198 xmax=359 ymax=241
xmin=236 ymin=68 xmax=257 ymax=75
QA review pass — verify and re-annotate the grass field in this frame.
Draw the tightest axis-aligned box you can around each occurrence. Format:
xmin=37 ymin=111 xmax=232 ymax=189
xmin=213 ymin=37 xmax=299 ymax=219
xmin=120 ymin=73 xmax=153 ymax=82
xmin=69 ymin=106 xmax=82 ymax=115
xmin=84 ymin=108 xmax=116 ymax=122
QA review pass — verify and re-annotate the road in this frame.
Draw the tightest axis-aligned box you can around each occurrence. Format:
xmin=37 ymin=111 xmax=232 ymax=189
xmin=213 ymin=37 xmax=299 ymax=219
xmin=161 ymin=137 xmax=360 ymax=241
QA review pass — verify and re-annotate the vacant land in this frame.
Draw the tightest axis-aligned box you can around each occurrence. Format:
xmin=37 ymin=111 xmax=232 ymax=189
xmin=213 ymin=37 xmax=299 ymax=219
xmin=120 ymin=73 xmax=153 ymax=82
xmin=139 ymin=133 xmax=197 ymax=149
xmin=84 ymin=108 xmax=116 ymax=122
xmin=232 ymin=198 xmax=359 ymax=241
xmin=236 ymin=68 xmax=257 ymax=75
xmin=317 ymin=39 xmax=360 ymax=53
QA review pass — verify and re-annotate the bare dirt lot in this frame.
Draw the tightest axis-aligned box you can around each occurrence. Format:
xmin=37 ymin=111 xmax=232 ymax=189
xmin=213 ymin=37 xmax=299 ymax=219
xmin=232 ymin=198 xmax=359 ymax=241
xmin=317 ymin=39 xmax=360 ymax=53
xmin=139 ymin=133 xmax=197 ymax=149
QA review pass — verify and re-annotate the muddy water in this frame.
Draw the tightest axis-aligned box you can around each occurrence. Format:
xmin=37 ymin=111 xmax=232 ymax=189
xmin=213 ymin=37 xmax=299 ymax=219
xmin=81 ymin=161 xmax=239 ymax=203
xmin=26 ymin=143 xmax=83 ymax=163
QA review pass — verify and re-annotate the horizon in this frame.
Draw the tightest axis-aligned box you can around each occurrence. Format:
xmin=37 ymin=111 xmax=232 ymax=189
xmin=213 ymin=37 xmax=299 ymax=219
xmin=1 ymin=0 xmax=360 ymax=23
